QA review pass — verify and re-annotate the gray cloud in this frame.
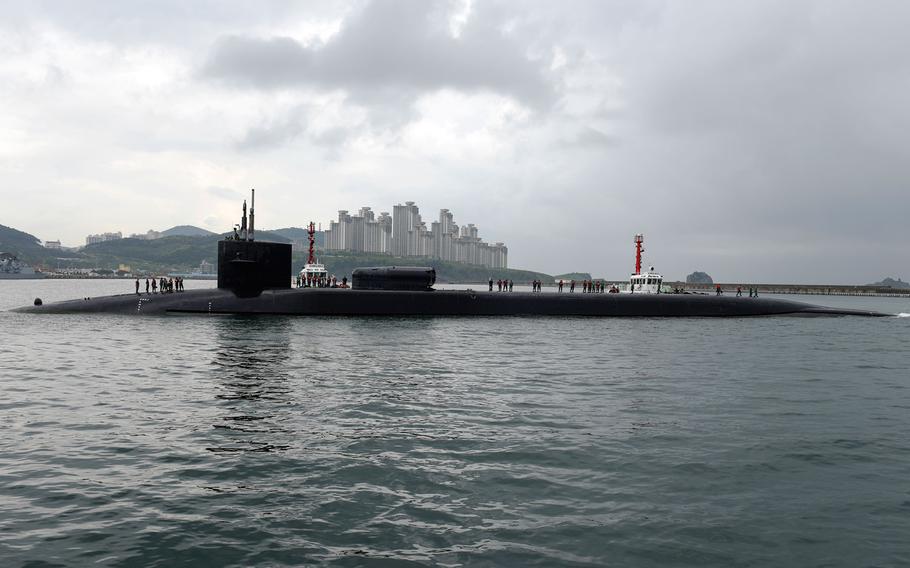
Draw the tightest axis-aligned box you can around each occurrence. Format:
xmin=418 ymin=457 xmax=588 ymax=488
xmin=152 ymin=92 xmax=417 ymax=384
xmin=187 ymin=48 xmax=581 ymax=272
xmin=561 ymin=127 xmax=619 ymax=149
xmin=236 ymin=112 xmax=306 ymax=150
xmin=311 ymin=126 xmax=353 ymax=147
xmin=4 ymin=0 xmax=910 ymax=282
xmin=608 ymin=1 xmax=910 ymax=254
xmin=201 ymin=0 xmax=553 ymax=108
xmin=206 ymin=186 xmax=245 ymax=200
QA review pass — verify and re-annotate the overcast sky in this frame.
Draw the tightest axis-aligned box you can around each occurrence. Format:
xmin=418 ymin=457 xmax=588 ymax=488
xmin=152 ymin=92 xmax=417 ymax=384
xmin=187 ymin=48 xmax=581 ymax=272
xmin=2 ymin=0 xmax=908 ymax=282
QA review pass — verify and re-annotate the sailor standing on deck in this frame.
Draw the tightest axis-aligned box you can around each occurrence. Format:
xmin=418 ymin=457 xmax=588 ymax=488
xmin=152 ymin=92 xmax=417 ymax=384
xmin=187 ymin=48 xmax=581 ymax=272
xmin=489 ymin=277 xmax=493 ymax=292
xmin=135 ymin=278 xmax=139 ymax=294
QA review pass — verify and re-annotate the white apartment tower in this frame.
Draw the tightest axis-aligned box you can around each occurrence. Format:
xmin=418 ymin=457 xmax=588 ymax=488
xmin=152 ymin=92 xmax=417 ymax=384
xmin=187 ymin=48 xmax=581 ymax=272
xmin=325 ymin=202 xmax=506 ymax=268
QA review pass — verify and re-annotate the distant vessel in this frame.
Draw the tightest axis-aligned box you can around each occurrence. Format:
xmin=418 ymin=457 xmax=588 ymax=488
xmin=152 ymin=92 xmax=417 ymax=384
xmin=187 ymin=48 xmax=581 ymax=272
xmin=0 ymin=252 xmax=45 ymax=279
xmin=15 ymin=192 xmax=887 ymax=317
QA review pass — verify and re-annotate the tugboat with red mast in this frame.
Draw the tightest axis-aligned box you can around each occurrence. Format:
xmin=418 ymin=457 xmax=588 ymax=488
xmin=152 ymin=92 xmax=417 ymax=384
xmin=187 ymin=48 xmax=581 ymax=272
xmin=626 ymin=233 xmax=664 ymax=294
xmin=298 ymin=222 xmax=328 ymax=287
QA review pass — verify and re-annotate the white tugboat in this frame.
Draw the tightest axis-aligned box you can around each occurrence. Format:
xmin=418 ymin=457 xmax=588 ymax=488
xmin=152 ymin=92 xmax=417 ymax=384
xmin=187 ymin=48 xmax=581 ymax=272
xmin=298 ymin=222 xmax=328 ymax=287
xmin=626 ymin=234 xmax=663 ymax=294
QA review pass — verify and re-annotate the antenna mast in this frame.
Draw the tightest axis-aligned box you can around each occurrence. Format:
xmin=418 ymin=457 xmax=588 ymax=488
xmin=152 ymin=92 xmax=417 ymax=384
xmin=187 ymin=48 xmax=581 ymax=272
xmin=240 ymin=200 xmax=248 ymax=240
xmin=634 ymin=234 xmax=644 ymax=275
xmin=249 ymin=189 xmax=255 ymax=241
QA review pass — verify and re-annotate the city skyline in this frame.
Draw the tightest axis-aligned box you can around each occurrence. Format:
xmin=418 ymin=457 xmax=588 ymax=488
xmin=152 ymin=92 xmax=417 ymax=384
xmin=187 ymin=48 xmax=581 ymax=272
xmin=324 ymin=202 xmax=507 ymax=269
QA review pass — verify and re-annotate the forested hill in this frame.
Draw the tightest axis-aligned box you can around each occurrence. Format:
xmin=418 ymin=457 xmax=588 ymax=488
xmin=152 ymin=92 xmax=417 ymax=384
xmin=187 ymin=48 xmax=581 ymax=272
xmin=0 ymin=223 xmax=42 ymax=254
xmin=160 ymin=225 xmax=215 ymax=237
xmin=80 ymin=230 xmax=291 ymax=272
xmin=554 ymin=272 xmax=592 ymax=281
xmin=266 ymin=227 xmax=325 ymax=248
xmin=0 ymin=223 xmax=82 ymax=265
xmin=86 ymin=236 xmax=548 ymax=282
xmin=1 ymin=222 xmax=549 ymax=282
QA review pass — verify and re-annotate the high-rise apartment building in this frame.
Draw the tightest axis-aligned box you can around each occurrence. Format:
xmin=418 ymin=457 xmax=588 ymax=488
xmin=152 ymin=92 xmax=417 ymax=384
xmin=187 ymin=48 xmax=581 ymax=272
xmin=324 ymin=201 xmax=506 ymax=268
xmin=324 ymin=210 xmax=352 ymax=251
xmin=392 ymin=201 xmax=421 ymax=256
xmin=85 ymin=232 xmax=123 ymax=246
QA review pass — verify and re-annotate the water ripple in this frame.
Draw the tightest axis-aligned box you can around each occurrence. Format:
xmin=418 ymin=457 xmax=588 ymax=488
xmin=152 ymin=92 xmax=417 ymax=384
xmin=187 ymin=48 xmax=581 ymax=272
xmin=2 ymin=284 xmax=910 ymax=566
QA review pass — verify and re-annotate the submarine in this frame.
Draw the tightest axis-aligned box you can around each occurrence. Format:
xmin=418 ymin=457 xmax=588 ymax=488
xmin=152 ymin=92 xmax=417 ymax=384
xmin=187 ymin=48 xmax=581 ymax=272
xmin=15 ymin=193 xmax=887 ymax=318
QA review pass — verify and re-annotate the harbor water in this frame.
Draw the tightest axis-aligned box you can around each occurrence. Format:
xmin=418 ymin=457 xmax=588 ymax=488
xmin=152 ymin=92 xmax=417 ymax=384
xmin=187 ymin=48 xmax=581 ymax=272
xmin=1 ymin=280 xmax=909 ymax=567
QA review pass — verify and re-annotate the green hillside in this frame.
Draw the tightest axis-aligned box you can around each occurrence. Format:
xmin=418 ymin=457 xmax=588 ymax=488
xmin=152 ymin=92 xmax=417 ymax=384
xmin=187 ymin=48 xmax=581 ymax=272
xmin=79 ymin=230 xmax=291 ymax=272
xmin=554 ymin=272 xmax=592 ymax=281
xmin=2 ymin=222 xmax=547 ymax=282
xmin=160 ymin=225 xmax=215 ymax=237
xmin=0 ymin=223 xmax=44 ymax=256
xmin=268 ymin=227 xmax=325 ymax=248
xmin=0 ymin=223 xmax=83 ymax=267
xmin=82 ymin=235 xmax=220 ymax=271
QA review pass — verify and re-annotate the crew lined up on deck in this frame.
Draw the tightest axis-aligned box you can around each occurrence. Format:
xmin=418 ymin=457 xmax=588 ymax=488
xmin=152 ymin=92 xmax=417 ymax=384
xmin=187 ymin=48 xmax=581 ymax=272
xmin=555 ymin=279 xmax=610 ymax=293
xmin=296 ymin=274 xmax=330 ymax=288
xmin=136 ymin=277 xmax=184 ymax=294
xmin=296 ymin=274 xmax=350 ymax=288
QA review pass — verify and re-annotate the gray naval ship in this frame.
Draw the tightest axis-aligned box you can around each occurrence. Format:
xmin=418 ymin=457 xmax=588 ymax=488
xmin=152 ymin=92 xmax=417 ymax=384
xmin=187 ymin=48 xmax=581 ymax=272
xmin=15 ymin=193 xmax=886 ymax=318
xmin=1 ymin=252 xmax=45 ymax=279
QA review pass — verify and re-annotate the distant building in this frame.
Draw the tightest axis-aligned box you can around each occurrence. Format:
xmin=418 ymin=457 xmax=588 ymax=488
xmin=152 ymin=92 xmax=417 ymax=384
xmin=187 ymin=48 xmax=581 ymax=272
xmin=198 ymin=260 xmax=214 ymax=275
xmin=86 ymin=232 xmax=122 ymax=245
xmin=44 ymin=240 xmax=62 ymax=250
xmin=118 ymin=263 xmax=131 ymax=273
xmin=323 ymin=201 xmax=506 ymax=268
xmin=128 ymin=230 xmax=162 ymax=240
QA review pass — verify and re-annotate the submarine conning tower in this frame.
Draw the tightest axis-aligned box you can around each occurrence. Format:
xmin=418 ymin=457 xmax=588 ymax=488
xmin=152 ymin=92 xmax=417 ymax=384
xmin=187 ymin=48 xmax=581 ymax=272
xmin=218 ymin=189 xmax=292 ymax=297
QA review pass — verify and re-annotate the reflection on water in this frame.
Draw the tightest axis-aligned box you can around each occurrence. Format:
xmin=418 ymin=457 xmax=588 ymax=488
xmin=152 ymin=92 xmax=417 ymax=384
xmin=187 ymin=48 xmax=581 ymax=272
xmin=2 ymin=292 xmax=909 ymax=566
xmin=207 ymin=317 xmax=294 ymax=452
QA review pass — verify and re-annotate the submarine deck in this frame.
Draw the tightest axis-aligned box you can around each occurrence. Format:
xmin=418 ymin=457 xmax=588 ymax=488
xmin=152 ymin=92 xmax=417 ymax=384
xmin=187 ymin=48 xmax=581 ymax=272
xmin=14 ymin=288 xmax=888 ymax=317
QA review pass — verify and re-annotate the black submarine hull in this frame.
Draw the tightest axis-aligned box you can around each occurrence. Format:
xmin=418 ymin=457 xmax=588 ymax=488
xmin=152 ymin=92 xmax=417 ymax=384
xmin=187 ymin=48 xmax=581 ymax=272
xmin=14 ymin=288 xmax=888 ymax=317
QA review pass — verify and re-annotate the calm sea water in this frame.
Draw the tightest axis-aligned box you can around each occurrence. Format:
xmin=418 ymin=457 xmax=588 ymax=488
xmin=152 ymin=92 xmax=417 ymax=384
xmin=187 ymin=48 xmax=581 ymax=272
xmin=1 ymin=280 xmax=909 ymax=567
